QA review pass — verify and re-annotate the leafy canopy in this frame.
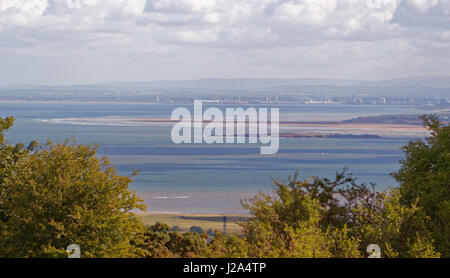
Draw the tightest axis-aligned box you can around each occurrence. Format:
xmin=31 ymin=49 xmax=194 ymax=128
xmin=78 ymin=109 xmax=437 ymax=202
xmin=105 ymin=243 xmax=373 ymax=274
xmin=394 ymin=115 xmax=449 ymax=257
xmin=0 ymin=117 xmax=147 ymax=258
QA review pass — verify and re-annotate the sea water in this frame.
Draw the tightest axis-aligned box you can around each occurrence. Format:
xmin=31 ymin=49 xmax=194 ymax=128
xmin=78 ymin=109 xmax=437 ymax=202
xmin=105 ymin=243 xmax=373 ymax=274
xmin=0 ymin=102 xmax=428 ymax=213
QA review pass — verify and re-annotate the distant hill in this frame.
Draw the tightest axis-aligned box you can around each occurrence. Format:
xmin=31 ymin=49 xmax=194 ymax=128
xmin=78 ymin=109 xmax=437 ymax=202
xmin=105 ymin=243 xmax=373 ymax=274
xmin=373 ymin=75 xmax=450 ymax=88
xmin=94 ymin=78 xmax=368 ymax=90
xmin=0 ymin=75 xmax=449 ymax=98
xmin=92 ymin=75 xmax=450 ymax=90
xmin=90 ymin=76 xmax=450 ymax=97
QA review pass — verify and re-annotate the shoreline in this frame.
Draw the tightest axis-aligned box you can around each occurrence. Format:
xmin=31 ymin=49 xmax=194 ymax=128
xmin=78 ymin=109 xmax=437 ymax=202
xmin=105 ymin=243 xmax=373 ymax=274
xmin=36 ymin=116 xmax=428 ymax=131
xmin=135 ymin=211 xmax=250 ymax=217
xmin=138 ymin=191 xmax=257 ymax=215
xmin=36 ymin=116 xmax=428 ymax=137
xmin=0 ymin=99 xmax=164 ymax=105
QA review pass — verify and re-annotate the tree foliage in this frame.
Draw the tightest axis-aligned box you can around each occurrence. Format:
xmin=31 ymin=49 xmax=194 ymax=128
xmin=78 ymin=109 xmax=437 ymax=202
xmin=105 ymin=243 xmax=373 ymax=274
xmin=205 ymin=170 xmax=438 ymax=258
xmin=136 ymin=222 xmax=207 ymax=258
xmin=0 ymin=117 xmax=147 ymax=257
xmin=393 ymin=115 xmax=449 ymax=257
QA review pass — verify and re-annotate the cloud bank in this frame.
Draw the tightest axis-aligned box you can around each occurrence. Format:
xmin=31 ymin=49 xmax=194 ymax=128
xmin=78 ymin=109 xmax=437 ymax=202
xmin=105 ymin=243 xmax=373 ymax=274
xmin=1 ymin=0 xmax=449 ymax=84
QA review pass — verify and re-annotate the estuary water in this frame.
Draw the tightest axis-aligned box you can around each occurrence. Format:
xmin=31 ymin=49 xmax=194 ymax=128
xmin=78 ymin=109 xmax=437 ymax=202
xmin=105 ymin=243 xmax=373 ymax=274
xmin=0 ymin=102 xmax=429 ymax=213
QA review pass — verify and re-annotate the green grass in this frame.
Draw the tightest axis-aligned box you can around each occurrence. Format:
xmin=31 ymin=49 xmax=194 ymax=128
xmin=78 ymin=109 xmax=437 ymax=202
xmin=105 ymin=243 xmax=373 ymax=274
xmin=138 ymin=213 xmax=250 ymax=233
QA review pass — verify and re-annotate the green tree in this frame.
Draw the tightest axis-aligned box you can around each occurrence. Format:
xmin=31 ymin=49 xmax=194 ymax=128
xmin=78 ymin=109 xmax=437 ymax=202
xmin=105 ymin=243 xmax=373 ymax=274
xmin=199 ymin=171 xmax=369 ymax=258
xmin=352 ymin=189 xmax=439 ymax=258
xmin=202 ymin=231 xmax=249 ymax=258
xmin=0 ymin=117 xmax=37 ymax=224
xmin=138 ymin=222 xmax=207 ymax=257
xmin=190 ymin=225 xmax=204 ymax=234
xmin=207 ymin=170 xmax=439 ymax=258
xmin=0 ymin=117 xmax=147 ymax=257
xmin=393 ymin=115 xmax=449 ymax=257
xmin=239 ymin=191 xmax=361 ymax=258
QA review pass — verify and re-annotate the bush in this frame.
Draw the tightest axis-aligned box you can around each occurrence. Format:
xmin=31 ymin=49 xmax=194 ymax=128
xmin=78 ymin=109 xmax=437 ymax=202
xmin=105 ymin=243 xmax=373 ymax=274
xmin=0 ymin=117 xmax=147 ymax=258
xmin=137 ymin=222 xmax=207 ymax=257
xmin=394 ymin=115 xmax=449 ymax=256
xmin=190 ymin=226 xmax=204 ymax=234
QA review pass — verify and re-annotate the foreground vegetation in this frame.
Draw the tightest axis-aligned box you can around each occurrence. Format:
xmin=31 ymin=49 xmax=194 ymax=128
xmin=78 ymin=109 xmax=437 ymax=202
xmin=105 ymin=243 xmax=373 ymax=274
xmin=0 ymin=115 xmax=448 ymax=258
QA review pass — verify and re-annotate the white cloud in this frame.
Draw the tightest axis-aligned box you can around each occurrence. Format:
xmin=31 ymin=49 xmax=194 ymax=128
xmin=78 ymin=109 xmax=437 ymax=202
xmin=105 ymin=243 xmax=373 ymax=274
xmin=0 ymin=0 xmax=449 ymax=84
xmin=273 ymin=0 xmax=337 ymax=26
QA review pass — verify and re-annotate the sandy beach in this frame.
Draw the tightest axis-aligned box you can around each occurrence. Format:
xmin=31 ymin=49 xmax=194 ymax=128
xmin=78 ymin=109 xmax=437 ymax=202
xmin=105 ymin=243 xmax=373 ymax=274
xmin=137 ymin=192 xmax=257 ymax=215
xmin=38 ymin=116 xmax=429 ymax=137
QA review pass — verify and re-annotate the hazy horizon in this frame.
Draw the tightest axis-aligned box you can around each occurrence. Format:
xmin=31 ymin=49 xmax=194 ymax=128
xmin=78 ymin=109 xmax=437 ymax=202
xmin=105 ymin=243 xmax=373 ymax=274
xmin=2 ymin=74 xmax=450 ymax=88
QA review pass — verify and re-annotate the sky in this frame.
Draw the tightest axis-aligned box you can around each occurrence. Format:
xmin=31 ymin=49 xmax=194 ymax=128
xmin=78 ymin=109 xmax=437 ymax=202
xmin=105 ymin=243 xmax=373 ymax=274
xmin=0 ymin=0 xmax=450 ymax=85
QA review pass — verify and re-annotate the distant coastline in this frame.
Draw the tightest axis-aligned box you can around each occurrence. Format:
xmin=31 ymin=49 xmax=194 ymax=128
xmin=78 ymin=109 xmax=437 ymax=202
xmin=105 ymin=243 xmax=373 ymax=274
xmin=0 ymin=99 xmax=163 ymax=105
xmin=35 ymin=116 xmax=429 ymax=137
xmin=343 ymin=113 xmax=449 ymax=126
xmin=280 ymin=133 xmax=383 ymax=139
